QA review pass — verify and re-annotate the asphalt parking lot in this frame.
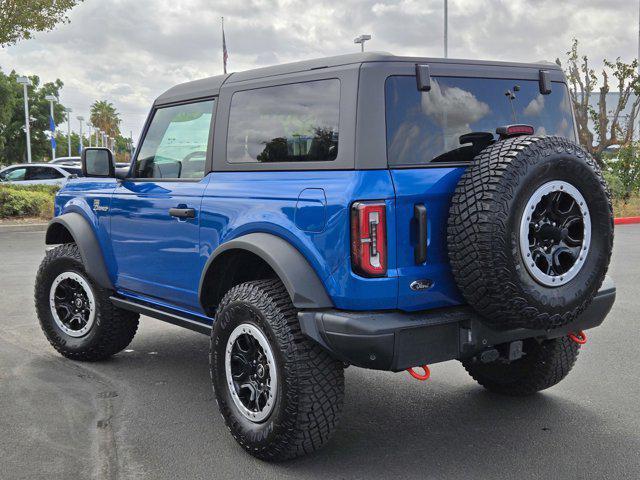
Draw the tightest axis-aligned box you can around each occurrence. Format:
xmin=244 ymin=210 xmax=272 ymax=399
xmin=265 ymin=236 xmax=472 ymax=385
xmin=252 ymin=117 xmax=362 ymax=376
xmin=1 ymin=226 xmax=639 ymax=480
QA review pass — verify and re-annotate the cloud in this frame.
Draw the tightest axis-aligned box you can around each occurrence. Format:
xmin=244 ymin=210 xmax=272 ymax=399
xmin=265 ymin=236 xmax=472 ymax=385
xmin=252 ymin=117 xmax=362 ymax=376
xmin=524 ymin=94 xmax=545 ymax=117
xmin=421 ymin=79 xmax=490 ymax=150
xmin=0 ymin=0 xmax=636 ymax=142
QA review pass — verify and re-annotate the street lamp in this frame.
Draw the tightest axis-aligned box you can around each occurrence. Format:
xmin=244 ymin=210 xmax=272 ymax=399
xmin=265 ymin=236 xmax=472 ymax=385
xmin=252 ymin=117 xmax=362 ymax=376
xmin=354 ymin=34 xmax=371 ymax=52
xmin=16 ymin=76 xmax=32 ymax=163
xmin=444 ymin=0 xmax=448 ymax=58
xmin=77 ymin=116 xmax=84 ymax=153
xmin=44 ymin=94 xmax=57 ymax=160
xmin=86 ymin=123 xmax=93 ymax=147
xmin=65 ymin=107 xmax=73 ymax=156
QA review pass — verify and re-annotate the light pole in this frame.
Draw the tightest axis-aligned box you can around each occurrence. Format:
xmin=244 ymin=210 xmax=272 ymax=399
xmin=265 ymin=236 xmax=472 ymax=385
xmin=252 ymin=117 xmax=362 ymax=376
xmin=86 ymin=123 xmax=93 ymax=147
xmin=95 ymin=128 xmax=100 ymax=147
xmin=77 ymin=116 xmax=84 ymax=153
xmin=17 ymin=76 xmax=32 ymax=163
xmin=45 ymin=94 xmax=57 ymax=160
xmin=354 ymin=34 xmax=371 ymax=52
xmin=65 ymin=107 xmax=73 ymax=156
xmin=444 ymin=0 xmax=448 ymax=58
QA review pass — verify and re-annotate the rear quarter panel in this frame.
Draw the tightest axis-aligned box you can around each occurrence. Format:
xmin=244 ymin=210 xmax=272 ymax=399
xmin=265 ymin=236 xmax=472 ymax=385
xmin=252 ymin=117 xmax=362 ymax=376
xmin=200 ymin=169 xmax=399 ymax=310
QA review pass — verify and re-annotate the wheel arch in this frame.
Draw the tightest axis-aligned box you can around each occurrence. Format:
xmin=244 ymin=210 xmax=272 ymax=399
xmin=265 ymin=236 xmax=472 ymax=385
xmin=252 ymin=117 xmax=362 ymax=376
xmin=45 ymin=213 xmax=114 ymax=290
xmin=199 ymin=233 xmax=333 ymax=314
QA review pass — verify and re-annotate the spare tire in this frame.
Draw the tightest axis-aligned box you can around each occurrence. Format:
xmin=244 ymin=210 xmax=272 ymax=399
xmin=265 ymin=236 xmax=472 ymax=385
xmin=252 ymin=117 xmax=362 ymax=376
xmin=447 ymin=135 xmax=613 ymax=331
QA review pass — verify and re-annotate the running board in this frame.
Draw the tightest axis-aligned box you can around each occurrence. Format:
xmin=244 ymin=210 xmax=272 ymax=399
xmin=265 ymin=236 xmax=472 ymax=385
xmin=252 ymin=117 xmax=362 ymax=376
xmin=109 ymin=296 xmax=212 ymax=335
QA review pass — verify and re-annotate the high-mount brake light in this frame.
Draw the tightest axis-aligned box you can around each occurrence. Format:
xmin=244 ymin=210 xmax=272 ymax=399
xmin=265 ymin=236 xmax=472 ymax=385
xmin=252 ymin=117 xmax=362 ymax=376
xmin=496 ymin=124 xmax=535 ymax=139
xmin=351 ymin=201 xmax=387 ymax=277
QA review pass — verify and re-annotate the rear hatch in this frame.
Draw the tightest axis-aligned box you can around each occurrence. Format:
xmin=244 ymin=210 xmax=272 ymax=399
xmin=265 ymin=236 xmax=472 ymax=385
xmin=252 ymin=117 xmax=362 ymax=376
xmin=386 ymin=69 xmax=577 ymax=311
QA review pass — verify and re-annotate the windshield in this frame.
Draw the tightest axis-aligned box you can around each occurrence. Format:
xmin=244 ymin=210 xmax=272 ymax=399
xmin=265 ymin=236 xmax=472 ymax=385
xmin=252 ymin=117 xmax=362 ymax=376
xmin=385 ymin=76 xmax=575 ymax=166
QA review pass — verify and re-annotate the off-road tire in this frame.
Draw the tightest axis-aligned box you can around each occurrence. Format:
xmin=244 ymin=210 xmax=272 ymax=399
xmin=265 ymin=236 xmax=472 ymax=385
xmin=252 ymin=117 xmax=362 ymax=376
xmin=210 ymin=279 xmax=344 ymax=461
xmin=35 ymin=243 xmax=139 ymax=361
xmin=448 ymin=135 xmax=613 ymax=330
xmin=462 ymin=336 xmax=580 ymax=396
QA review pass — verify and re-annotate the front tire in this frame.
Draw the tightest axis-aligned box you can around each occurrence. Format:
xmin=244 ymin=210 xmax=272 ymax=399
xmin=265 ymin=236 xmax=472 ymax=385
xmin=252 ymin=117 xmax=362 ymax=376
xmin=462 ymin=337 xmax=580 ymax=396
xmin=35 ymin=244 xmax=139 ymax=361
xmin=210 ymin=279 xmax=344 ymax=461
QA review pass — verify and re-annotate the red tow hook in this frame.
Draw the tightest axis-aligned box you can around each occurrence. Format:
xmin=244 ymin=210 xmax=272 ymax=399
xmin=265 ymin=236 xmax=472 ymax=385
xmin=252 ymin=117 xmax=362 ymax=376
xmin=568 ymin=330 xmax=587 ymax=345
xmin=407 ymin=365 xmax=431 ymax=381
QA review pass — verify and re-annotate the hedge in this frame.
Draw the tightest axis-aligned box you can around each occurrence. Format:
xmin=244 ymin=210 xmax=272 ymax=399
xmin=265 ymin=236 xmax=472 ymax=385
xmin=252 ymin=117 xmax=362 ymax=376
xmin=0 ymin=184 xmax=59 ymax=219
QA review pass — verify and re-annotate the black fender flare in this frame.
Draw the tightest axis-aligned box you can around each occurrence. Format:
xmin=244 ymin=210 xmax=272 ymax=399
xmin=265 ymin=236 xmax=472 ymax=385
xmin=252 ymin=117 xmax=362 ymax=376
xmin=45 ymin=213 xmax=114 ymax=290
xmin=199 ymin=233 xmax=333 ymax=310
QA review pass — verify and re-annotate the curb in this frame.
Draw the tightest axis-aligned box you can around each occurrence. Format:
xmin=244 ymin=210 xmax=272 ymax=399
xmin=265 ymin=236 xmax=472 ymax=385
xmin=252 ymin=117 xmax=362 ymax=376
xmin=0 ymin=223 xmax=48 ymax=233
xmin=614 ymin=216 xmax=640 ymax=225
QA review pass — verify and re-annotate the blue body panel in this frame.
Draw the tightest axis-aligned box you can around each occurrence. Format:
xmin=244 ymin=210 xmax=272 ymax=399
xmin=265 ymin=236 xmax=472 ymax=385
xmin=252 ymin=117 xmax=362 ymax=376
xmin=53 ymin=166 xmax=465 ymax=321
xmin=109 ymin=177 xmax=210 ymax=310
xmin=390 ymin=168 xmax=466 ymax=311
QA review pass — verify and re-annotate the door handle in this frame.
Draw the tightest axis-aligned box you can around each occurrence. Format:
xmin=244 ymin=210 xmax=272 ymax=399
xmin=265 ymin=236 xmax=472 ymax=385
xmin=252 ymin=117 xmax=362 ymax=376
xmin=169 ymin=207 xmax=195 ymax=219
xmin=414 ymin=204 xmax=427 ymax=264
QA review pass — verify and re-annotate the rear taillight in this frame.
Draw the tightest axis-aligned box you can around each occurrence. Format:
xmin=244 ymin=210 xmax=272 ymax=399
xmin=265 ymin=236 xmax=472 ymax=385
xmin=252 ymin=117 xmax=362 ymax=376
xmin=351 ymin=201 xmax=387 ymax=277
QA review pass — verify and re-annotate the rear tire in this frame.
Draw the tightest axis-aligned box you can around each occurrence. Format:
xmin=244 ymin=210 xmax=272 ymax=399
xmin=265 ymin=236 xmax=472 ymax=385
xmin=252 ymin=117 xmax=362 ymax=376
xmin=35 ymin=244 xmax=139 ymax=361
xmin=210 ymin=279 xmax=344 ymax=461
xmin=462 ymin=337 xmax=580 ymax=396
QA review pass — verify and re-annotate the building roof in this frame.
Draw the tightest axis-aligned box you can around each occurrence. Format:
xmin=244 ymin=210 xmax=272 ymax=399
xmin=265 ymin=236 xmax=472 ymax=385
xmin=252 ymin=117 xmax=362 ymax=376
xmin=155 ymin=52 xmax=562 ymax=106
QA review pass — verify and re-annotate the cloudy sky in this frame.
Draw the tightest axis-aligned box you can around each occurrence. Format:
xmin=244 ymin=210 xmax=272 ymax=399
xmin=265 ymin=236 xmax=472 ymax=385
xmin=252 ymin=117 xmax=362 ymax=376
xmin=0 ymin=0 xmax=637 ymax=141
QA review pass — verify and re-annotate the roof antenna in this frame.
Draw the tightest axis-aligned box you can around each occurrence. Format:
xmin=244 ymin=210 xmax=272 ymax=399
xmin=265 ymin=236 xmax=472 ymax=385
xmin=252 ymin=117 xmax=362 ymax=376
xmin=505 ymin=85 xmax=520 ymax=123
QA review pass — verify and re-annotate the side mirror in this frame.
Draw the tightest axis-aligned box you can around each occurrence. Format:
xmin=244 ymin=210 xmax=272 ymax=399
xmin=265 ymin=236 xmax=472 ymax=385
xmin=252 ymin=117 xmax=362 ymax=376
xmin=81 ymin=147 xmax=115 ymax=178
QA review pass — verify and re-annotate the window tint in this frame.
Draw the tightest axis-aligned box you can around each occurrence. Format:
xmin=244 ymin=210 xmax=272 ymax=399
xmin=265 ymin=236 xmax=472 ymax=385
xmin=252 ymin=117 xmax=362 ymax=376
xmin=385 ymin=76 xmax=575 ymax=166
xmin=1 ymin=167 xmax=27 ymax=181
xmin=133 ymin=100 xmax=214 ymax=179
xmin=227 ymin=79 xmax=340 ymax=163
xmin=27 ymin=166 xmax=64 ymax=180
xmin=61 ymin=166 xmax=83 ymax=176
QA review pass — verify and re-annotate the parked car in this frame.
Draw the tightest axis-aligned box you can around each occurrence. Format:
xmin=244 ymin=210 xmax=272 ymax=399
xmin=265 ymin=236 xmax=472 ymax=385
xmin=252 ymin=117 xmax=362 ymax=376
xmin=0 ymin=163 xmax=81 ymax=186
xmin=50 ymin=156 xmax=81 ymax=165
xmin=34 ymin=52 xmax=615 ymax=461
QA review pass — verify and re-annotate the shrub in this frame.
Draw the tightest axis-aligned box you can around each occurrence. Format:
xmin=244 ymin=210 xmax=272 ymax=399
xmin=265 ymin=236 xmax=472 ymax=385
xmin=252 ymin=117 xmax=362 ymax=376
xmin=0 ymin=184 xmax=59 ymax=219
xmin=604 ymin=143 xmax=640 ymax=202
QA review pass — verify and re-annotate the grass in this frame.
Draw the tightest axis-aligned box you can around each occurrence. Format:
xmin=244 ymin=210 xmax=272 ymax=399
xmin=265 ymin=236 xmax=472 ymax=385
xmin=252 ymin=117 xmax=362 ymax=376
xmin=613 ymin=195 xmax=640 ymax=218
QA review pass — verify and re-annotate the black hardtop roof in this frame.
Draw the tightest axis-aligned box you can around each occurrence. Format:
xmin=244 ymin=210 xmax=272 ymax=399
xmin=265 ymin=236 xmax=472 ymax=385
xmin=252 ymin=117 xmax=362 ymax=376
xmin=154 ymin=52 xmax=561 ymax=105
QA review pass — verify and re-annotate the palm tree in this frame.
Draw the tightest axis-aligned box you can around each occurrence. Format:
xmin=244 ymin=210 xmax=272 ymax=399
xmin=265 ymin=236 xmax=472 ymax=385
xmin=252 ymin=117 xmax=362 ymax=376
xmin=89 ymin=100 xmax=121 ymax=137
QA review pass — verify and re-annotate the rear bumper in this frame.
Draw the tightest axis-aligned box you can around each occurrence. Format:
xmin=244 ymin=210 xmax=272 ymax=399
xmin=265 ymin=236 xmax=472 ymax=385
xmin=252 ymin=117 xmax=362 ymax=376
xmin=298 ymin=276 xmax=616 ymax=371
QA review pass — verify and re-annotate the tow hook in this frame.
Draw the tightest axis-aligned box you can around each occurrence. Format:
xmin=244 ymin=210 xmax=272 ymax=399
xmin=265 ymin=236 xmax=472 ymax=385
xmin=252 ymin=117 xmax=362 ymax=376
xmin=568 ymin=330 xmax=587 ymax=345
xmin=407 ymin=365 xmax=430 ymax=381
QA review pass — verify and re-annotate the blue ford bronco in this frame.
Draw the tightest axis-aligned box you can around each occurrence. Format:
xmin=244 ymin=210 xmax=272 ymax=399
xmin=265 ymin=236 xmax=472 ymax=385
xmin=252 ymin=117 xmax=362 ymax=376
xmin=35 ymin=53 xmax=616 ymax=461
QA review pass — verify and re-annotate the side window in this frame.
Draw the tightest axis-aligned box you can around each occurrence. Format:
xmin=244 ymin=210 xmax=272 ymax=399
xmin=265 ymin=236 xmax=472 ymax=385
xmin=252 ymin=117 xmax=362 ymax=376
xmin=133 ymin=99 xmax=214 ymax=179
xmin=1 ymin=167 xmax=27 ymax=181
xmin=27 ymin=167 xmax=64 ymax=180
xmin=227 ymin=79 xmax=340 ymax=164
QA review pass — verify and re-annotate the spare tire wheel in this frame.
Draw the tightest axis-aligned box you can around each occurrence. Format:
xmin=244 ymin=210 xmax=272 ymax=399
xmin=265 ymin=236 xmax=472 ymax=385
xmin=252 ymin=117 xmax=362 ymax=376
xmin=447 ymin=135 xmax=613 ymax=331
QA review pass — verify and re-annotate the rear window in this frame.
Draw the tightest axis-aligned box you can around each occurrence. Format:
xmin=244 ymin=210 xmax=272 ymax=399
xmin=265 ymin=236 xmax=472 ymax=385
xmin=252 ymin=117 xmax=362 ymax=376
xmin=226 ymin=79 xmax=340 ymax=164
xmin=385 ymin=76 xmax=575 ymax=166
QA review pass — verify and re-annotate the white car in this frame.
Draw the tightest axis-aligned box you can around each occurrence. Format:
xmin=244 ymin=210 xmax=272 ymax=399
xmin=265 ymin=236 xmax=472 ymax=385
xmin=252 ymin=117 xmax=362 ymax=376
xmin=50 ymin=156 xmax=81 ymax=165
xmin=0 ymin=163 xmax=82 ymax=186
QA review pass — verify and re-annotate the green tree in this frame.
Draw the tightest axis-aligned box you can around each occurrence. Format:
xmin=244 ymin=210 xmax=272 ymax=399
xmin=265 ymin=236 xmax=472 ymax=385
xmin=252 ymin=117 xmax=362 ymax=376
xmin=0 ymin=0 xmax=83 ymax=46
xmin=90 ymin=100 xmax=121 ymax=138
xmin=0 ymin=68 xmax=67 ymax=164
xmin=559 ymin=39 xmax=640 ymax=164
